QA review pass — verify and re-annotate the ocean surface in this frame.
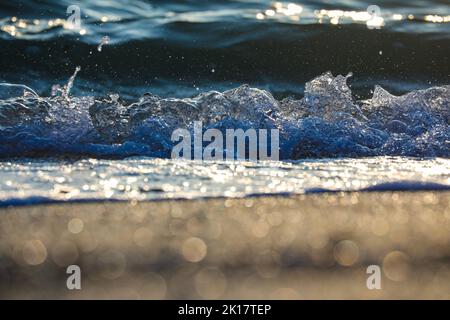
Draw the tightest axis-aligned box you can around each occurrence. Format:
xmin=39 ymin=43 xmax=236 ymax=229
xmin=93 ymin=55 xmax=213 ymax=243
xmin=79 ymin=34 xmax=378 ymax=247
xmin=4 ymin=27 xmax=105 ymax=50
xmin=0 ymin=0 xmax=449 ymax=205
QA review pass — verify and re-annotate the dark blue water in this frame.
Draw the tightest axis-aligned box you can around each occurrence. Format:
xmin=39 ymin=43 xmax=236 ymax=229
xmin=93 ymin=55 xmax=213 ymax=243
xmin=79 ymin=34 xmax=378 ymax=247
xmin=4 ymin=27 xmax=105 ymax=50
xmin=0 ymin=0 xmax=449 ymax=98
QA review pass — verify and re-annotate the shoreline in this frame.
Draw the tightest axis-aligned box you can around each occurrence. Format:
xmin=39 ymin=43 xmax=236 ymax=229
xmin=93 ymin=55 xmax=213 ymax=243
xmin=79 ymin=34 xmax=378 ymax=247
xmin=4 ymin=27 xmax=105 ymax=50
xmin=2 ymin=186 xmax=450 ymax=208
xmin=1 ymin=191 xmax=450 ymax=299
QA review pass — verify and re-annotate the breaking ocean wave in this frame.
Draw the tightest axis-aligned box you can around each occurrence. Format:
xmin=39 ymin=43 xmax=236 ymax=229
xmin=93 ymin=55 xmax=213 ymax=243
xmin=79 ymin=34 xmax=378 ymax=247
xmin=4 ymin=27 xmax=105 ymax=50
xmin=0 ymin=71 xmax=449 ymax=159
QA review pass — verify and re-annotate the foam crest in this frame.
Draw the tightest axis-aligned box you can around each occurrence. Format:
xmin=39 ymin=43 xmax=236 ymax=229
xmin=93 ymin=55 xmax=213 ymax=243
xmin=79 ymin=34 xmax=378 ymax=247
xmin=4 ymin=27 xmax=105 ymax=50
xmin=0 ymin=72 xmax=448 ymax=159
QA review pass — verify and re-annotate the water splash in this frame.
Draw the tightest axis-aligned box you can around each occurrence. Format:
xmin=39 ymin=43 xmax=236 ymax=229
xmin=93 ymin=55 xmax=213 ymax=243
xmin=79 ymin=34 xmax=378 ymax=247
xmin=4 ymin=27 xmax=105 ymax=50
xmin=97 ymin=36 xmax=110 ymax=52
xmin=0 ymin=82 xmax=39 ymax=99
xmin=61 ymin=66 xmax=81 ymax=98
xmin=0 ymin=72 xmax=448 ymax=159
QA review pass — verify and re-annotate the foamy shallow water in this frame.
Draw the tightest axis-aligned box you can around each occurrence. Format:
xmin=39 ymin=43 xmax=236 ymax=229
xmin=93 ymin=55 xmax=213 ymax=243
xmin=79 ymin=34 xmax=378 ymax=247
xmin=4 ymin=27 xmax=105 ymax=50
xmin=0 ymin=157 xmax=449 ymax=206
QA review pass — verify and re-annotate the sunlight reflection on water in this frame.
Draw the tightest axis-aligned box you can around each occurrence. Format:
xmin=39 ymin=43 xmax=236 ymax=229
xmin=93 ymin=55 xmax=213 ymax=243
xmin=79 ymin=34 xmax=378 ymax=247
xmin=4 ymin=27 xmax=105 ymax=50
xmin=0 ymin=156 xmax=448 ymax=205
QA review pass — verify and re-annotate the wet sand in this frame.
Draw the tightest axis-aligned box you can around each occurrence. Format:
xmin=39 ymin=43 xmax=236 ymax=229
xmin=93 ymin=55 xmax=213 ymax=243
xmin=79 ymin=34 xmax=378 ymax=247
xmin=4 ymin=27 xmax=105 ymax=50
xmin=1 ymin=191 xmax=450 ymax=299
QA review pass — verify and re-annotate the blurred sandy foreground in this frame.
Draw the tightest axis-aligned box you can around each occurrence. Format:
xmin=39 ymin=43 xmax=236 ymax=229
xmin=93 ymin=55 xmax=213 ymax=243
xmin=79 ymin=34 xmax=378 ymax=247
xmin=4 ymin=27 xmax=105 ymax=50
xmin=0 ymin=191 xmax=450 ymax=299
